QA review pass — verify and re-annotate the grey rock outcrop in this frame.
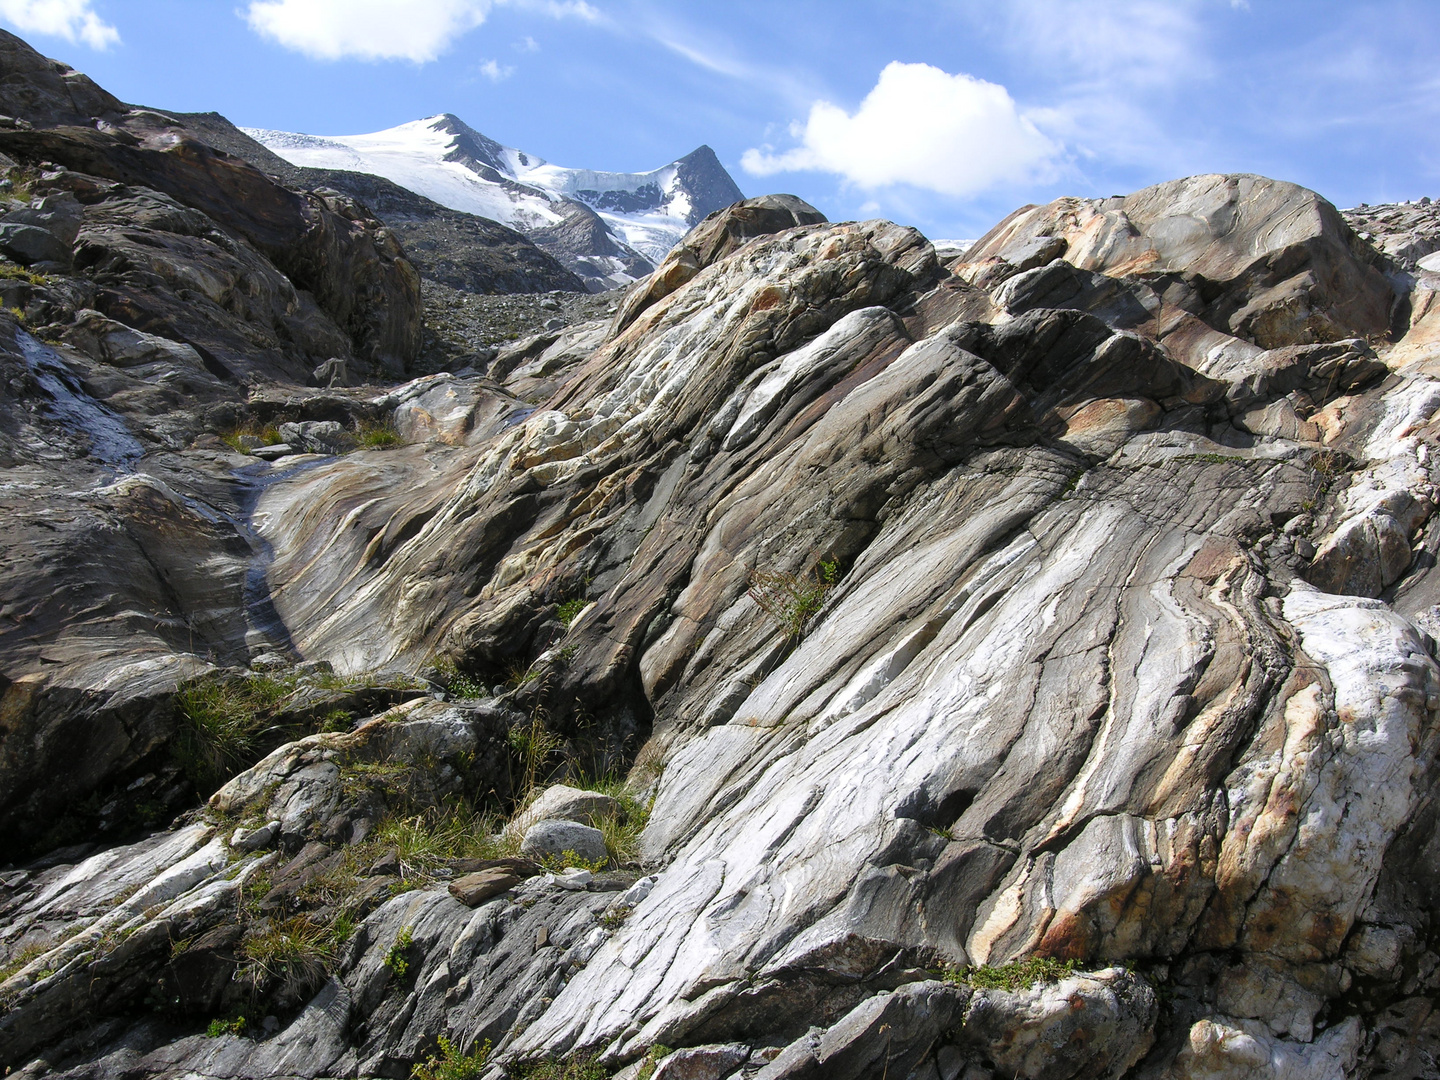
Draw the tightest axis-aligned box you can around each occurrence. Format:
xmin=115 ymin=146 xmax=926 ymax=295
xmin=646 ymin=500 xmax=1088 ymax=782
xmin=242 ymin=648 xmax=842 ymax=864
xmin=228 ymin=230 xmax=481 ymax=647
xmin=5 ymin=28 xmax=1440 ymax=1076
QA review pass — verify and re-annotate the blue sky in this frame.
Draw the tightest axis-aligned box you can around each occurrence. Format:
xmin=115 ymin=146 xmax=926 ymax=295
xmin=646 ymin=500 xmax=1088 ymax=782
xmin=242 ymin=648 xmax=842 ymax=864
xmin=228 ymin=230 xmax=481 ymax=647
xmin=2 ymin=0 xmax=1438 ymax=241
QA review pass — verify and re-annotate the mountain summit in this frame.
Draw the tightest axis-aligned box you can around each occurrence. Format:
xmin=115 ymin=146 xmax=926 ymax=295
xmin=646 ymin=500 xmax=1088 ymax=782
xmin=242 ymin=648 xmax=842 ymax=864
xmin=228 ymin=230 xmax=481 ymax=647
xmin=245 ymin=113 xmax=745 ymax=290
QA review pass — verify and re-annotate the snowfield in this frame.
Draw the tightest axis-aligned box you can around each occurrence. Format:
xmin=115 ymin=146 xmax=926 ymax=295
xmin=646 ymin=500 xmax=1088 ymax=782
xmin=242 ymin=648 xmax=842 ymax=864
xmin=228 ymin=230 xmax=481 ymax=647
xmin=245 ymin=114 xmax=722 ymax=266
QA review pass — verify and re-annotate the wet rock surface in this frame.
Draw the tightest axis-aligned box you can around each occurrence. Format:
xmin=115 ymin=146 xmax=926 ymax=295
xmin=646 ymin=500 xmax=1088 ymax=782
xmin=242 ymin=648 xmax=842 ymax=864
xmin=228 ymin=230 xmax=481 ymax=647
xmin=6 ymin=28 xmax=1440 ymax=1080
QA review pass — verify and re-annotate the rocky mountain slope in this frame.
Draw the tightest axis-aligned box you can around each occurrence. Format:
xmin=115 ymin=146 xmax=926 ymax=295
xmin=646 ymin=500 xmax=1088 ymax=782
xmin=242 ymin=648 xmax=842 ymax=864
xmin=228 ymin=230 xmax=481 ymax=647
xmin=247 ymin=114 xmax=746 ymax=290
xmin=4 ymin=28 xmax=1440 ymax=1080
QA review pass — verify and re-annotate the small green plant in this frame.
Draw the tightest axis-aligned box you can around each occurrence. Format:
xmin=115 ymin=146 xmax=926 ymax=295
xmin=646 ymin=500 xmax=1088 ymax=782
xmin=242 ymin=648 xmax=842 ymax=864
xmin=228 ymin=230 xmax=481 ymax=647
xmin=556 ymin=598 xmax=588 ymax=627
xmin=1059 ymin=466 xmax=1086 ymax=499
xmin=0 ymin=261 xmax=47 ymax=286
xmin=432 ymin=658 xmax=487 ymax=699
xmin=1310 ymin=449 xmax=1350 ymax=483
xmin=412 ymin=1036 xmax=492 ymax=1080
xmin=3 ymin=166 xmax=42 ymax=201
xmin=385 ymin=927 xmax=415 ymax=979
xmin=206 ymin=1014 xmax=247 ymax=1038
xmin=636 ymin=1044 xmax=672 ymax=1080
xmin=355 ymin=419 xmax=404 ymax=450
xmin=239 ymin=868 xmax=273 ymax=916
xmin=747 ymin=557 xmax=839 ymax=642
xmin=538 ymin=849 xmax=609 ymax=874
xmin=319 ymin=707 xmax=353 ymax=732
xmin=504 ymin=660 xmax=542 ymax=689
xmin=943 ymin=956 xmax=1081 ymax=991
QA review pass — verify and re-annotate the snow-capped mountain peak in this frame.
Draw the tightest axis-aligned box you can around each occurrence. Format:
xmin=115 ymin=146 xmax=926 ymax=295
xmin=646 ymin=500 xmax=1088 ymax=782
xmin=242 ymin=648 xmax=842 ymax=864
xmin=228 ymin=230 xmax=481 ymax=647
xmin=243 ymin=114 xmax=745 ymax=290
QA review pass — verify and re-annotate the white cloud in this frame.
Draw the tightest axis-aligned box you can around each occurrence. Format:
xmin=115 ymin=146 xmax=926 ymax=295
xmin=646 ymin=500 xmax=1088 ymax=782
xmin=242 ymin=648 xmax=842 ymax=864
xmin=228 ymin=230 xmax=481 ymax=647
xmin=476 ymin=58 xmax=513 ymax=81
xmin=742 ymin=62 xmax=1061 ymax=198
xmin=243 ymin=0 xmax=597 ymax=63
xmin=0 ymin=0 xmax=119 ymax=50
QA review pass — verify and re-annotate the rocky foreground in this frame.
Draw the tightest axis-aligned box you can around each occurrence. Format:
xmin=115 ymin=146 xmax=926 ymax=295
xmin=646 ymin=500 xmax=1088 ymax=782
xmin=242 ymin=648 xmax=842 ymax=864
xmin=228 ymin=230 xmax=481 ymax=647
xmin=4 ymin=28 xmax=1440 ymax=1080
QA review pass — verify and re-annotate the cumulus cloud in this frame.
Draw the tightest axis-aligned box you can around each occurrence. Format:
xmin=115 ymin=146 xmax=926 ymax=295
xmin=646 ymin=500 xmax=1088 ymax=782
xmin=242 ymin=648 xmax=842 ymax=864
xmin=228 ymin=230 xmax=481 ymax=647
xmin=243 ymin=0 xmax=596 ymax=63
xmin=0 ymin=0 xmax=119 ymax=49
xmin=742 ymin=62 xmax=1060 ymax=198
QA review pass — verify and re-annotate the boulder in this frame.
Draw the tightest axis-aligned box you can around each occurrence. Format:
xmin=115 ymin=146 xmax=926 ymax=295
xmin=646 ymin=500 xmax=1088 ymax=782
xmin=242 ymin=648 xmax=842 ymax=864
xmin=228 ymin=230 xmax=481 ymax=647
xmin=503 ymin=784 xmax=620 ymax=840
xmin=60 ymin=308 xmax=204 ymax=368
xmin=449 ymin=869 xmax=522 ymax=907
xmin=959 ymin=173 xmax=1394 ymax=349
xmin=0 ymin=220 xmax=68 ymax=265
xmin=519 ymin=819 xmax=607 ymax=864
xmin=652 ymin=1043 xmax=751 ymax=1080
xmin=313 ymin=356 xmax=360 ymax=387
xmin=278 ymin=420 xmax=349 ymax=455
xmin=955 ymin=970 xmax=1158 ymax=1079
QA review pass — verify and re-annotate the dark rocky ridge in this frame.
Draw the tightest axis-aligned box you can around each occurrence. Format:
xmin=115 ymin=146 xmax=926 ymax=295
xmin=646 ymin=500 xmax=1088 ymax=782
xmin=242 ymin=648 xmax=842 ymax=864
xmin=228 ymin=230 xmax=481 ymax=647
xmin=0 ymin=30 xmax=423 ymax=380
xmin=3 ymin=26 xmax=1440 ymax=1080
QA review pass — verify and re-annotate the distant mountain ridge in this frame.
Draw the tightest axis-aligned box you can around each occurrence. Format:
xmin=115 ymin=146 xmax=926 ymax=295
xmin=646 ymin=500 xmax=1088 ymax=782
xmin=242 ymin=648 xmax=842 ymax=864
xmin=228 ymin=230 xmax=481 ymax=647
xmin=245 ymin=114 xmax=746 ymax=291
xmin=170 ymin=110 xmax=586 ymax=297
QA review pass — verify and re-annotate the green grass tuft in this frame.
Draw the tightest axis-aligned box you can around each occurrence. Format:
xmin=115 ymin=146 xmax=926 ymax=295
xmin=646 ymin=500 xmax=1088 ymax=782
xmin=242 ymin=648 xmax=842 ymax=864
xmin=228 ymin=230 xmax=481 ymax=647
xmin=509 ymin=716 xmax=563 ymax=801
xmin=569 ymin=776 xmax=653 ymax=867
xmin=237 ymin=915 xmax=342 ymax=1001
xmin=172 ymin=673 xmax=301 ymax=794
xmin=556 ymin=598 xmax=588 ymax=627
xmin=637 ymin=1045 xmax=673 ymax=1080
xmin=511 ymin=1053 xmax=611 ymax=1080
xmin=412 ymin=1036 xmax=491 ymax=1080
xmin=355 ymin=419 xmax=404 ymax=450
xmin=0 ymin=942 xmax=49 ymax=983
xmin=943 ymin=956 xmax=1081 ymax=991
xmin=219 ymin=424 xmax=284 ymax=454
xmin=206 ymin=1014 xmax=247 ymax=1038
xmin=0 ymin=261 xmax=48 ymax=286
xmin=747 ymin=557 xmax=839 ymax=642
